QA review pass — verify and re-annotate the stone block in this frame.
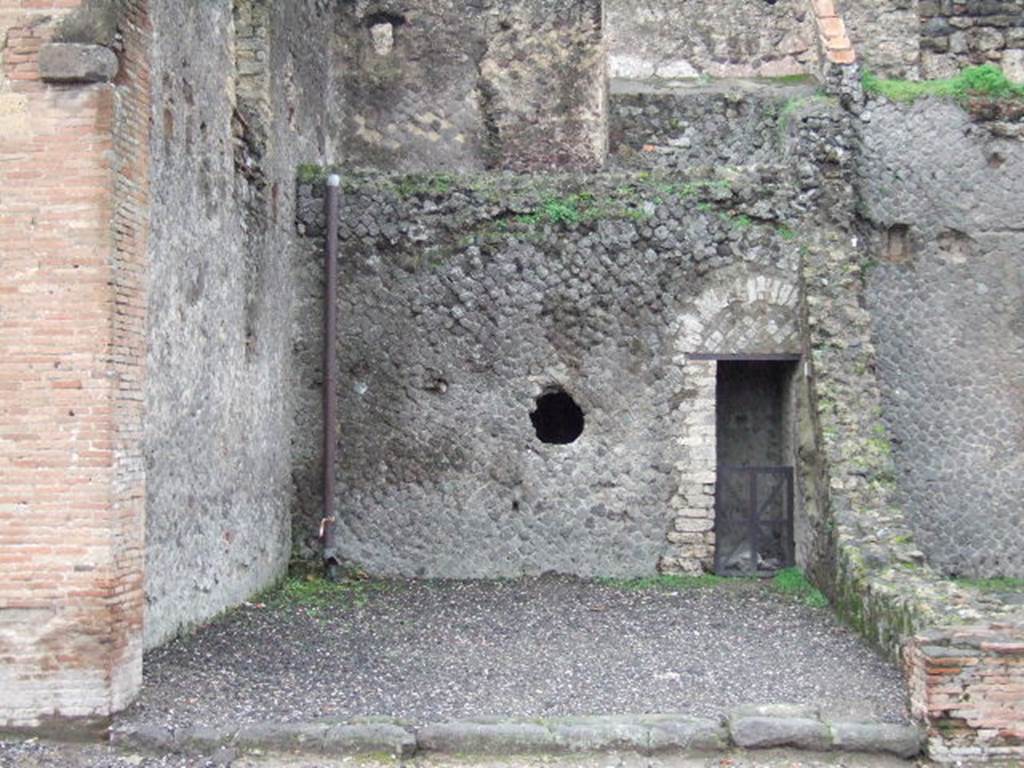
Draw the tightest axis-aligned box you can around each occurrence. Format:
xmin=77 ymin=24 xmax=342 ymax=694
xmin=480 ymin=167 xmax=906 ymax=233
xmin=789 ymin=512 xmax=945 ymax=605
xmin=38 ymin=43 xmax=118 ymax=84
xmin=417 ymin=721 xmax=559 ymax=754
xmin=323 ymin=722 xmax=417 ymax=756
xmin=729 ymin=716 xmax=831 ymax=751
xmin=830 ymin=721 xmax=924 ymax=758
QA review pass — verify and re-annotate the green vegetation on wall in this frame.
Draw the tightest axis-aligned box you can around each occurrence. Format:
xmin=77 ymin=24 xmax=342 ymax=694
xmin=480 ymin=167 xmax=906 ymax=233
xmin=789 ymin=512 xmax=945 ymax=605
xmin=862 ymin=64 xmax=1024 ymax=104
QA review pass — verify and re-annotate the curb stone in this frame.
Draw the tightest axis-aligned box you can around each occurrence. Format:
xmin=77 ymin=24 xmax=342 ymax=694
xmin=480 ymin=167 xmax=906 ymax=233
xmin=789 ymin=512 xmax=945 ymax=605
xmin=728 ymin=716 xmax=832 ymax=751
xmin=418 ymin=716 xmax=728 ymax=755
xmin=417 ymin=721 xmax=558 ymax=754
xmin=830 ymin=720 xmax=924 ymax=759
xmin=112 ymin=710 xmax=924 ymax=760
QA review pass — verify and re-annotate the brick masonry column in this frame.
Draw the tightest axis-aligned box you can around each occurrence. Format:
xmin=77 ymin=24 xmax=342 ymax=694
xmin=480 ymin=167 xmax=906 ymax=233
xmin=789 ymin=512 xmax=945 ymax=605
xmin=811 ymin=0 xmax=857 ymax=65
xmin=905 ymin=624 xmax=1024 ymax=763
xmin=0 ymin=1 xmax=149 ymax=731
xmin=662 ymin=359 xmax=717 ymax=574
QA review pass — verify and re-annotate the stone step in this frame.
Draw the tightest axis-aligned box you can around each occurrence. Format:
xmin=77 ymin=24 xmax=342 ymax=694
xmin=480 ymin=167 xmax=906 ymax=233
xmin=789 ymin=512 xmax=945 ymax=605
xmin=113 ymin=707 xmax=924 ymax=762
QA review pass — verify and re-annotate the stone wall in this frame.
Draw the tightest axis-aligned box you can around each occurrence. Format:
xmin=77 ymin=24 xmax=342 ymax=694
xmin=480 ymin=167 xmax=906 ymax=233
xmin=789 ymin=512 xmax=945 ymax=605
xmin=609 ymin=79 xmax=824 ymax=169
xmin=918 ymin=0 xmax=1024 ymax=81
xmin=143 ymin=0 xmax=330 ymax=649
xmin=841 ymin=0 xmax=920 ymax=78
xmin=605 ymin=0 xmax=820 ymax=81
xmin=0 ymin=0 xmax=148 ymax=731
xmin=295 ymin=169 xmax=808 ymax=578
xmin=858 ymin=99 xmax=1024 ymax=580
xmin=329 ymin=0 xmax=605 ymax=172
xmin=843 ymin=0 xmax=1024 ymax=82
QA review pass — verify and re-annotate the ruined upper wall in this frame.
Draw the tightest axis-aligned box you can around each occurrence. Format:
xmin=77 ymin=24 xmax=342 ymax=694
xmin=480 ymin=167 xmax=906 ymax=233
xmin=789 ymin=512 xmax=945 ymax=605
xmin=605 ymin=0 xmax=821 ymax=81
xmin=329 ymin=0 xmax=605 ymax=171
xmin=844 ymin=0 xmax=1024 ymax=81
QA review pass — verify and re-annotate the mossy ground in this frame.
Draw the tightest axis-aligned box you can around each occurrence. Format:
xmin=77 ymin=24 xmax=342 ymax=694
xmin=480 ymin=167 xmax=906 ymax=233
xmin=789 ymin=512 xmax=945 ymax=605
xmin=954 ymin=577 xmax=1024 ymax=593
xmin=258 ymin=575 xmax=390 ymax=610
xmin=600 ymin=568 xmax=829 ymax=609
xmin=771 ymin=567 xmax=829 ymax=608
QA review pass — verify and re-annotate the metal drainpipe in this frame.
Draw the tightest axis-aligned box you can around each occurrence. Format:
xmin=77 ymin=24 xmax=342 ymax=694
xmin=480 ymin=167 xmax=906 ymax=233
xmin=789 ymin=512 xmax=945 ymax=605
xmin=322 ymin=173 xmax=341 ymax=581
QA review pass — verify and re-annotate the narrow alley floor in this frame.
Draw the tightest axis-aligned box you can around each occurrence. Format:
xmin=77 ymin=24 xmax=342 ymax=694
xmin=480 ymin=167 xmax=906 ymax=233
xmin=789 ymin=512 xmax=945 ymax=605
xmin=121 ymin=576 xmax=909 ymax=729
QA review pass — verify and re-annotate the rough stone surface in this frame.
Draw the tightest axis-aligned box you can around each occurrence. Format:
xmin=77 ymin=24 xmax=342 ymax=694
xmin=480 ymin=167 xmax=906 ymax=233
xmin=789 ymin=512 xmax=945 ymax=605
xmin=858 ymin=99 xmax=1024 ymax=580
xmin=329 ymin=0 xmax=606 ymax=171
xmin=36 ymin=42 xmax=117 ymax=82
xmin=110 ymin=710 xmax=921 ymax=760
xmin=843 ymin=0 xmax=1024 ymax=81
xmin=144 ymin=0 xmax=330 ymax=648
xmin=0 ymin=741 xmax=939 ymax=767
xmin=417 ymin=722 xmax=560 ymax=754
xmin=829 ymin=720 xmax=923 ymax=759
xmin=728 ymin=717 xmax=831 ymax=751
xmin=604 ymin=0 xmax=819 ymax=81
xmin=917 ymin=0 xmax=1024 ymax=81
xmin=294 ymin=170 xmax=806 ymax=577
xmin=609 ymin=79 xmax=824 ymax=170
xmin=841 ymin=1 xmax=921 ymax=79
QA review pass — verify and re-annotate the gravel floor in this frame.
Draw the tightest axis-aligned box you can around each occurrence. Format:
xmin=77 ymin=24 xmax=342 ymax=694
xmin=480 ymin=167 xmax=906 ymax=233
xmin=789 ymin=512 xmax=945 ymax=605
xmin=119 ymin=577 xmax=909 ymax=730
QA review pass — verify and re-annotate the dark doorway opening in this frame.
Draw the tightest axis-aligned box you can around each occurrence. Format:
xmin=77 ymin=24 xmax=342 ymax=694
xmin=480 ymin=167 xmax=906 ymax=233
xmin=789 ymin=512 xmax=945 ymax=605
xmin=531 ymin=389 xmax=584 ymax=445
xmin=714 ymin=360 xmax=797 ymax=576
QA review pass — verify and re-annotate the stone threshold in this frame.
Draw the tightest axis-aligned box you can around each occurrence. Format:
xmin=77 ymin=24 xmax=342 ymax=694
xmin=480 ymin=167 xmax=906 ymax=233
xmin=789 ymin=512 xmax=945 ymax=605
xmin=112 ymin=706 xmax=923 ymax=761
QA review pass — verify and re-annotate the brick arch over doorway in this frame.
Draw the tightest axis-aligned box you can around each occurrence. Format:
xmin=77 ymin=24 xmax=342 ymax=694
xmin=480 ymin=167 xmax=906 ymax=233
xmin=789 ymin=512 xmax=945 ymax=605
xmin=661 ymin=266 xmax=803 ymax=575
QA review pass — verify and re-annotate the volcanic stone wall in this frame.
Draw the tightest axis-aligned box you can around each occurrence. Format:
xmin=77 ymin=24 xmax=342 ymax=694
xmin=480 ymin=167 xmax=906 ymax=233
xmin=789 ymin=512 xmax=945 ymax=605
xmin=329 ymin=0 xmax=605 ymax=172
xmin=295 ymin=170 xmax=809 ymax=578
xmin=604 ymin=0 xmax=819 ymax=80
xmin=844 ymin=0 xmax=1024 ymax=81
xmin=609 ymin=79 xmax=824 ymax=169
xmin=918 ymin=0 xmax=1024 ymax=81
xmin=143 ymin=0 xmax=331 ymax=648
xmin=858 ymin=99 xmax=1024 ymax=580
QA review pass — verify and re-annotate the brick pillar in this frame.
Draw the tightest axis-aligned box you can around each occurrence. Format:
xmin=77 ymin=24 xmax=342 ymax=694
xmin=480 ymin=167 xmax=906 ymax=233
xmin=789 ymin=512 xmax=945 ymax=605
xmin=905 ymin=624 xmax=1024 ymax=763
xmin=662 ymin=359 xmax=717 ymax=574
xmin=811 ymin=0 xmax=857 ymax=65
xmin=0 ymin=1 xmax=149 ymax=731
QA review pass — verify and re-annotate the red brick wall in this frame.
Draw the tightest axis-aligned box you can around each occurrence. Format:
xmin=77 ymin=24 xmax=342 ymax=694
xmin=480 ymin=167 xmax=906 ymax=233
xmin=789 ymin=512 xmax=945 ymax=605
xmin=0 ymin=0 xmax=149 ymax=729
xmin=906 ymin=624 xmax=1024 ymax=763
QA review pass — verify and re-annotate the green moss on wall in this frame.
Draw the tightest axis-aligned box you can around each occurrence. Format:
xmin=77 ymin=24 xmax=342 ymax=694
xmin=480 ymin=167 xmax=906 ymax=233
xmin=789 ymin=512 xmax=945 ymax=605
xmin=863 ymin=64 xmax=1024 ymax=104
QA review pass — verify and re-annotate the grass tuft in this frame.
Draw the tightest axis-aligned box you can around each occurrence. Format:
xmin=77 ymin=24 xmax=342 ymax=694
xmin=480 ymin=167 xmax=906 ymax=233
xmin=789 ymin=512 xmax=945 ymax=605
xmin=954 ymin=577 xmax=1024 ymax=593
xmin=862 ymin=64 xmax=1024 ymax=104
xmin=259 ymin=575 xmax=388 ymax=610
xmin=771 ymin=567 xmax=829 ymax=608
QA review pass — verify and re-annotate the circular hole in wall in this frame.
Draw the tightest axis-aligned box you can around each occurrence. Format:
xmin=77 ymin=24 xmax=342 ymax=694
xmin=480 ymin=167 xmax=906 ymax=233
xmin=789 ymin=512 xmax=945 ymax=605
xmin=530 ymin=389 xmax=584 ymax=445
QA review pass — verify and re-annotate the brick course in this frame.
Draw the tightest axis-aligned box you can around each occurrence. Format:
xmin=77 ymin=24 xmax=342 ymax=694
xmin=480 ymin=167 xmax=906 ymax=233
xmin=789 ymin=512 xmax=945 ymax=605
xmin=0 ymin=0 xmax=149 ymax=729
xmin=906 ymin=623 xmax=1024 ymax=762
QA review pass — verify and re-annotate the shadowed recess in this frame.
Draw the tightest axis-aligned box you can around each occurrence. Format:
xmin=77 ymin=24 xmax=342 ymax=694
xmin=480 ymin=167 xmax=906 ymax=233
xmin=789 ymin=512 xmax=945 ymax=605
xmin=531 ymin=390 xmax=585 ymax=445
